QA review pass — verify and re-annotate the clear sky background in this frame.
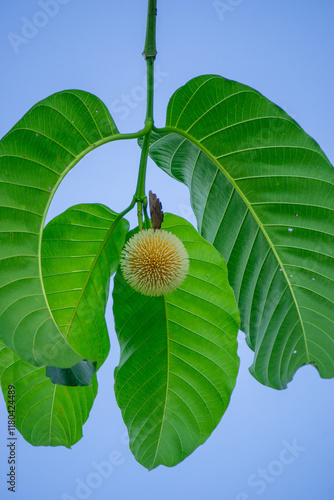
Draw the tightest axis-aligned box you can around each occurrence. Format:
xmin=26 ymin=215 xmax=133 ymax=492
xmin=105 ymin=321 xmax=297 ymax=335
xmin=0 ymin=1 xmax=333 ymax=499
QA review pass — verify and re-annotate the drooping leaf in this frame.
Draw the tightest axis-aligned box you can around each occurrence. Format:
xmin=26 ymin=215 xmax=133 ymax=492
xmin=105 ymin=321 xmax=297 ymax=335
xmin=147 ymin=75 xmax=334 ymax=389
xmin=45 ymin=359 xmax=97 ymax=387
xmin=0 ymin=337 xmax=97 ymax=447
xmin=41 ymin=203 xmax=129 ymax=376
xmin=0 ymin=90 xmax=119 ymax=367
xmin=113 ymin=214 xmax=240 ymax=469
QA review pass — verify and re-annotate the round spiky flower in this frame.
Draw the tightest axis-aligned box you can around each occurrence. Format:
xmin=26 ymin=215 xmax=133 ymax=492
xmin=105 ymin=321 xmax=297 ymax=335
xmin=120 ymin=228 xmax=189 ymax=296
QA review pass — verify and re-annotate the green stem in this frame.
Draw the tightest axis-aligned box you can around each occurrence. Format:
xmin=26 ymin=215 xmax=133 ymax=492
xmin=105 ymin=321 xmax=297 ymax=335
xmin=145 ymin=58 xmax=155 ymax=126
xmin=135 ymin=130 xmax=152 ymax=229
xmin=134 ymin=0 xmax=157 ymax=228
xmin=113 ymin=197 xmax=137 ymax=228
xmin=143 ymin=0 xmax=157 ymax=60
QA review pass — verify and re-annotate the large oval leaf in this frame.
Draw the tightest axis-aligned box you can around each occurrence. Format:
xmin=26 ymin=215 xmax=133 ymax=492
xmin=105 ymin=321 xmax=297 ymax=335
xmin=0 ymin=90 xmax=118 ymax=367
xmin=147 ymin=75 xmax=334 ymax=389
xmin=113 ymin=214 xmax=240 ymax=469
xmin=0 ymin=337 xmax=97 ymax=447
xmin=42 ymin=203 xmax=129 ymax=369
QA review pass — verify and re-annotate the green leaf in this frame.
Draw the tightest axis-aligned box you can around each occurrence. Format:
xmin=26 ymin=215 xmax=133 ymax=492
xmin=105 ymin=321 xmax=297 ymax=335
xmin=147 ymin=75 xmax=334 ymax=389
xmin=45 ymin=359 xmax=97 ymax=387
xmin=0 ymin=90 xmax=118 ymax=368
xmin=113 ymin=214 xmax=239 ymax=469
xmin=41 ymin=203 xmax=129 ymax=372
xmin=0 ymin=337 xmax=97 ymax=447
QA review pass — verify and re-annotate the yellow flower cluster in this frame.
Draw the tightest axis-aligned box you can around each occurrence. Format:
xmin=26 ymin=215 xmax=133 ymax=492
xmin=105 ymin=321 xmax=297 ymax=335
xmin=120 ymin=228 xmax=189 ymax=296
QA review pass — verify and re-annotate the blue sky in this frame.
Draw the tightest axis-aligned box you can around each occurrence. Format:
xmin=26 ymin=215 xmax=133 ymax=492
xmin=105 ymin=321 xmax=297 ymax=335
xmin=0 ymin=1 xmax=333 ymax=499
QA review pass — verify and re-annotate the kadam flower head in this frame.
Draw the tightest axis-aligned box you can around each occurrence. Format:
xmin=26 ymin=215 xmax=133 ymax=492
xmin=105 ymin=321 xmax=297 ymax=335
xmin=120 ymin=228 xmax=189 ymax=296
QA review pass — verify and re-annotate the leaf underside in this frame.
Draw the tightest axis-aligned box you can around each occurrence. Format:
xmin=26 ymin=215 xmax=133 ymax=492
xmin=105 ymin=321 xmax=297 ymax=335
xmin=113 ymin=214 xmax=240 ymax=469
xmin=0 ymin=200 xmax=130 ymax=444
xmin=147 ymin=74 xmax=334 ymax=389
xmin=45 ymin=359 xmax=97 ymax=387
xmin=42 ymin=203 xmax=129 ymax=373
xmin=0 ymin=337 xmax=97 ymax=447
xmin=0 ymin=90 xmax=118 ymax=368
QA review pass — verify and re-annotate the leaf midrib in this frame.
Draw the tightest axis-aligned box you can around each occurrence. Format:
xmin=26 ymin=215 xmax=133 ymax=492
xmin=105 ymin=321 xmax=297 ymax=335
xmin=153 ymin=125 xmax=311 ymax=361
xmin=150 ymin=295 xmax=170 ymax=469
xmin=62 ymin=214 xmax=122 ymax=358
xmin=35 ymin=131 xmax=121 ymax=362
